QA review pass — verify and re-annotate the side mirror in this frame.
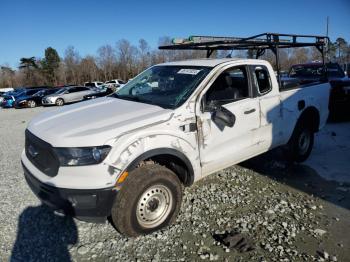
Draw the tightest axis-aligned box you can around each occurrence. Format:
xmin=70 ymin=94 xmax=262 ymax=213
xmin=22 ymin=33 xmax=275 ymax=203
xmin=212 ymin=105 xmax=236 ymax=130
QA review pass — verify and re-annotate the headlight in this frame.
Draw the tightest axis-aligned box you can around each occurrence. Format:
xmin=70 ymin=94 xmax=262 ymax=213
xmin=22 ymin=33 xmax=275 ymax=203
xmin=54 ymin=146 xmax=111 ymax=166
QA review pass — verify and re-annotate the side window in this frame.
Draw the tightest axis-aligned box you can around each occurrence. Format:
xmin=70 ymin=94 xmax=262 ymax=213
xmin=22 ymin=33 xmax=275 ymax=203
xmin=68 ymin=87 xmax=77 ymax=93
xmin=205 ymin=66 xmax=249 ymax=107
xmin=27 ymin=90 xmax=39 ymax=96
xmin=253 ymin=66 xmax=272 ymax=95
xmin=76 ymin=87 xmax=87 ymax=92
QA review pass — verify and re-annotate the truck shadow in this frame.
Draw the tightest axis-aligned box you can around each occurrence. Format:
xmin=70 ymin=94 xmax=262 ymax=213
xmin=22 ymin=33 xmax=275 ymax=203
xmin=240 ymin=147 xmax=350 ymax=211
xmin=11 ymin=204 xmax=78 ymax=262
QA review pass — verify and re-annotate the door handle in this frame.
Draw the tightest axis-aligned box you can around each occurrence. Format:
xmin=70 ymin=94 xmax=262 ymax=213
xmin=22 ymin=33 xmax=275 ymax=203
xmin=244 ymin=108 xmax=256 ymax=114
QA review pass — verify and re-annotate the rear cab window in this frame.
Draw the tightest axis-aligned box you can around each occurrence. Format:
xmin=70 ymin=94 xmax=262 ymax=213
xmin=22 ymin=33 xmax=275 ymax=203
xmin=76 ymin=87 xmax=89 ymax=92
xmin=249 ymin=65 xmax=272 ymax=96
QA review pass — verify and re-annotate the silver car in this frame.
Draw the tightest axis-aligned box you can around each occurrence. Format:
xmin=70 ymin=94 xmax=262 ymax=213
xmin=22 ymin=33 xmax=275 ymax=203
xmin=42 ymin=86 xmax=94 ymax=106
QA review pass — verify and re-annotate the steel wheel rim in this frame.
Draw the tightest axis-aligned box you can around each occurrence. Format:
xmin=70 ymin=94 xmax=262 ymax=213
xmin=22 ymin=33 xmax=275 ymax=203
xmin=136 ymin=184 xmax=173 ymax=228
xmin=298 ymin=130 xmax=310 ymax=155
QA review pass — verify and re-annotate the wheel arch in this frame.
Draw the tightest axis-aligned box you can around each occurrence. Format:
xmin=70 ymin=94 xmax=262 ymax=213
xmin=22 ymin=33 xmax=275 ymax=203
xmin=296 ymin=106 xmax=320 ymax=133
xmin=56 ymin=97 xmax=65 ymax=103
xmin=125 ymin=148 xmax=195 ymax=187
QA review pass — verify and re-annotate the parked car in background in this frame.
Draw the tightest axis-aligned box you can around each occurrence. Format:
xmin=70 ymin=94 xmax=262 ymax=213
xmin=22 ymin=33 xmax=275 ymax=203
xmin=0 ymin=89 xmax=15 ymax=104
xmin=42 ymin=86 xmax=94 ymax=106
xmin=105 ymin=79 xmax=126 ymax=90
xmin=284 ymin=62 xmax=350 ymax=118
xmin=14 ymin=87 xmax=61 ymax=108
xmin=83 ymin=86 xmax=114 ymax=100
xmin=84 ymin=81 xmax=104 ymax=88
xmin=0 ymin=87 xmax=14 ymax=95
xmin=287 ymin=62 xmax=347 ymax=83
xmin=1 ymin=88 xmax=44 ymax=108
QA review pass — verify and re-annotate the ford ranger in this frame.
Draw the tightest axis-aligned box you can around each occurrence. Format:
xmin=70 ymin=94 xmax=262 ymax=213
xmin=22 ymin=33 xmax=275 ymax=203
xmin=22 ymin=34 xmax=331 ymax=237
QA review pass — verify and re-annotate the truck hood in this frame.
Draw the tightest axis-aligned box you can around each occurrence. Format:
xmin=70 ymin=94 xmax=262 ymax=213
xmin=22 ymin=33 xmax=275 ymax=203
xmin=28 ymin=97 xmax=173 ymax=147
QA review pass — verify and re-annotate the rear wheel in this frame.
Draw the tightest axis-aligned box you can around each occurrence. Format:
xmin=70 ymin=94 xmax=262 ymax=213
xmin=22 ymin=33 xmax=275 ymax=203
xmin=111 ymin=164 xmax=183 ymax=237
xmin=55 ymin=98 xmax=64 ymax=106
xmin=27 ymin=100 xmax=36 ymax=108
xmin=287 ymin=122 xmax=314 ymax=162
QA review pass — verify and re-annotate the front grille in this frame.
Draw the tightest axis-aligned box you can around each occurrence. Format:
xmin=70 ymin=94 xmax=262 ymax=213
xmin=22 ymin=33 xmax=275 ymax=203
xmin=25 ymin=129 xmax=60 ymax=177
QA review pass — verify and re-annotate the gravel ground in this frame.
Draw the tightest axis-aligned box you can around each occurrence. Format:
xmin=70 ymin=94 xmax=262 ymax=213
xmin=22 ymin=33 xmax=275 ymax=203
xmin=0 ymin=107 xmax=349 ymax=262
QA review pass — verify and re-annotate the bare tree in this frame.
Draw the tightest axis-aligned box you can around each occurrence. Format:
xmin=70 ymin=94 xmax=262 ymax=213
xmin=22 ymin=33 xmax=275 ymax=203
xmin=79 ymin=56 xmax=99 ymax=83
xmin=0 ymin=65 xmax=16 ymax=88
xmin=289 ymin=48 xmax=309 ymax=65
xmin=56 ymin=61 xmax=67 ymax=85
xmin=116 ymin=39 xmax=138 ymax=80
xmin=97 ymin=44 xmax=116 ymax=81
xmin=64 ymin=46 xmax=81 ymax=84
xmin=335 ymin=37 xmax=348 ymax=64
xmin=138 ymin=39 xmax=150 ymax=72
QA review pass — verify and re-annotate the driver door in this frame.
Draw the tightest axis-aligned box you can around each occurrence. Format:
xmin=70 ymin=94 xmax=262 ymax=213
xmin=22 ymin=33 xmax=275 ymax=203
xmin=197 ymin=66 xmax=261 ymax=175
xmin=63 ymin=87 xmax=78 ymax=102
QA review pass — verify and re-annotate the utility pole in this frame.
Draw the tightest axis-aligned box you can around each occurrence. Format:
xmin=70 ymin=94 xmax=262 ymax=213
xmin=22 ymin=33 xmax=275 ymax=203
xmin=325 ymin=16 xmax=330 ymax=62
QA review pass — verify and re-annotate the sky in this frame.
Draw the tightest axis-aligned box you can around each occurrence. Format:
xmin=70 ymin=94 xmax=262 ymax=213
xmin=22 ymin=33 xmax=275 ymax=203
xmin=1 ymin=0 xmax=349 ymax=68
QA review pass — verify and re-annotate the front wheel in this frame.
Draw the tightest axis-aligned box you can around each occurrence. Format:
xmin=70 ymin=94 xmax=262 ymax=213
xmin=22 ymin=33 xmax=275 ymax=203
xmin=55 ymin=98 xmax=64 ymax=106
xmin=111 ymin=164 xmax=183 ymax=237
xmin=287 ymin=123 xmax=314 ymax=162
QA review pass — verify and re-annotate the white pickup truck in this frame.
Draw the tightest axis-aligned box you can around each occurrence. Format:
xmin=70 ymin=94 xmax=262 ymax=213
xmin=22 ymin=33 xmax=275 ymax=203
xmin=22 ymin=58 xmax=330 ymax=236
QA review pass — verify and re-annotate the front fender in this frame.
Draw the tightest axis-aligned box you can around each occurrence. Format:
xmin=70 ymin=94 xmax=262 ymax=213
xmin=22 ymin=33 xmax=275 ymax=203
xmin=104 ymin=130 xmax=200 ymax=182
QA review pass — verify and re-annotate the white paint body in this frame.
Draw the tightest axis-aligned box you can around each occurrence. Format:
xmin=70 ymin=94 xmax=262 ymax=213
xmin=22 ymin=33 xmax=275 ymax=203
xmin=22 ymin=58 xmax=331 ymax=190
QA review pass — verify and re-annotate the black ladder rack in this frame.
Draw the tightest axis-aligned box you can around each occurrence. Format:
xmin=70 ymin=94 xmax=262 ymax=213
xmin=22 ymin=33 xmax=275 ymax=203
xmin=159 ymin=32 xmax=329 ymax=86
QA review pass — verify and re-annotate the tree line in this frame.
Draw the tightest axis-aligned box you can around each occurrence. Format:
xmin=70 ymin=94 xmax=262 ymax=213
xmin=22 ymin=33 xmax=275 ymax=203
xmin=0 ymin=37 xmax=349 ymax=89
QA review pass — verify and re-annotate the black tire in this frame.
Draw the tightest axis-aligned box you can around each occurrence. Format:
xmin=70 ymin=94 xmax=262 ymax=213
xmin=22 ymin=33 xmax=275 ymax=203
xmin=27 ymin=100 xmax=36 ymax=108
xmin=111 ymin=164 xmax=183 ymax=237
xmin=287 ymin=121 xmax=314 ymax=162
xmin=55 ymin=98 xmax=64 ymax=106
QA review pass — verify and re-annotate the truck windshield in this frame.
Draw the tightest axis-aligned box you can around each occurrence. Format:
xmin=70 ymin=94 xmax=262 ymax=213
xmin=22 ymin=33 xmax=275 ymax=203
xmin=114 ymin=65 xmax=211 ymax=109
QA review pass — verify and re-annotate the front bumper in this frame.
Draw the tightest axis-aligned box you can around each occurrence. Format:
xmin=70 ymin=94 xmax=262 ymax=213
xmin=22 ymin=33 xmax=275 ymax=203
xmin=14 ymin=100 xmax=28 ymax=108
xmin=22 ymin=162 xmax=117 ymax=222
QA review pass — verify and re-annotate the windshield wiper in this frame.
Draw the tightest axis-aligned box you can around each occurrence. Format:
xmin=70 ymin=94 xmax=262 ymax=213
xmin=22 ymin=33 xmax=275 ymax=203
xmin=113 ymin=94 xmax=170 ymax=109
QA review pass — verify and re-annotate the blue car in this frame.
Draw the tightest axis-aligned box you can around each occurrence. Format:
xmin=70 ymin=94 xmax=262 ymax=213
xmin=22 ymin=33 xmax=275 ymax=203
xmin=14 ymin=87 xmax=60 ymax=108
xmin=1 ymin=88 xmax=44 ymax=108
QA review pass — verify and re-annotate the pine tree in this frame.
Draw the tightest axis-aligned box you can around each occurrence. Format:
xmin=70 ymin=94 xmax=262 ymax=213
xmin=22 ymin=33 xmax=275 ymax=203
xmin=42 ymin=47 xmax=60 ymax=85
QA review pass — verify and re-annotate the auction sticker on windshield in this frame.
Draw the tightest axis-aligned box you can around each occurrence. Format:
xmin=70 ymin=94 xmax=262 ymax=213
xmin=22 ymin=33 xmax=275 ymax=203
xmin=177 ymin=69 xmax=201 ymax=75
